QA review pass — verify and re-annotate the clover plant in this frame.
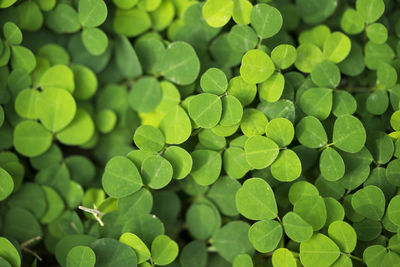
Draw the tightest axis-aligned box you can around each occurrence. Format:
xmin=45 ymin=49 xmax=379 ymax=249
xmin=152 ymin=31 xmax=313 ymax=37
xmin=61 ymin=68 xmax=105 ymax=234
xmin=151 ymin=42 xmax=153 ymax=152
xmin=0 ymin=0 xmax=400 ymax=266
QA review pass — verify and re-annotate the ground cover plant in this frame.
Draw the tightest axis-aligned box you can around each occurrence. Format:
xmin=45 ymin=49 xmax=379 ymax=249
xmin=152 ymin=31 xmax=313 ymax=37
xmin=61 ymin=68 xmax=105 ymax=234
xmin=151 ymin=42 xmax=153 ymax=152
xmin=1 ymin=0 xmax=400 ymax=266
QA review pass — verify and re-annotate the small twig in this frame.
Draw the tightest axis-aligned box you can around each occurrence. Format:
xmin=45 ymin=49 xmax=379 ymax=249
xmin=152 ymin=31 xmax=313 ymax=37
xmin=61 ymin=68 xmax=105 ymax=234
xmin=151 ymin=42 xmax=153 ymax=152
xmin=78 ymin=204 xmax=105 ymax=227
xmin=78 ymin=205 xmax=104 ymax=216
xmin=21 ymin=236 xmax=41 ymax=249
xmin=22 ymin=247 xmax=43 ymax=262
xmin=21 ymin=236 xmax=42 ymax=262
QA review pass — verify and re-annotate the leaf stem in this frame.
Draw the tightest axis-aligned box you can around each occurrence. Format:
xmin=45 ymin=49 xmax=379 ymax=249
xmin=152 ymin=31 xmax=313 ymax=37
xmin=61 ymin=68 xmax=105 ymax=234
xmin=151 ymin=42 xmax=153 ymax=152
xmin=348 ymin=254 xmax=363 ymax=262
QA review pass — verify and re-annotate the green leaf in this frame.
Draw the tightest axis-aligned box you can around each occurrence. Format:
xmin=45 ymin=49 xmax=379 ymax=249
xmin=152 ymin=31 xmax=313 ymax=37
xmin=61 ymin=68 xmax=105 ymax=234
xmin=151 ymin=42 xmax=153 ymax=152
xmin=128 ymin=77 xmax=162 ymax=113
xmin=55 ymin=235 xmax=97 ymax=266
xmin=363 ymin=245 xmax=387 ymax=267
xmin=163 ymin=146 xmax=192 ymax=180
xmin=324 ymin=198 xmax=345 ymax=226
xmin=78 ymin=0 xmax=107 ymax=27
xmin=36 ymin=88 xmax=76 ymax=132
xmin=232 ymin=0 xmax=252 ymax=25
xmin=3 ymin=22 xmax=22 ymax=45
xmin=159 ymin=106 xmax=192 ymax=144
xmin=250 ymin=4 xmax=282 ymax=39
xmin=295 ymin=43 xmax=324 ymax=73
xmin=294 ymin=195 xmax=326 ymax=230
xmin=190 ymin=150 xmax=221 ymax=186
xmin=200 ymin=68 xmax=227 ymax=95
xmin=366 ymin=89 xmax=389 ymax=115
xmin=223 ymin=147 xmax=251 ymax=179
xmin=188 ymin=93 xmax=222 ymax=128
xmin=271 ymin=149 xmax=302 ymax=182
xmin=265 ymin=118 xmax=294 ymax=147
xmin=311 ymin=61 xmax=340 ymax=88
xmin=120 ymin=233 xmax=151 ymax=264
xmin=258 ymin=72 xmax=285 ymax=103
xmin=282 ymin=211 xmax=313 ymax=242
xmin=386 ymin=159 xmax=400 ymax=186
xmin=332 ymin=90 xmax=357 ymax=117
xmin=356 ymin=0 xmax=385 ymax=23
xmin=155 ymin=81 xmax=180 ymax=113
xmin=0 ymin=167 xmax=13 ymax=201
xmin=186 ymin=202 xmax=220 ymax=240
xmin=272 ymin=248 xmax=296 ymax=267
xmin=0 ymin=0 xmax=17 ymax=8
xmin=220 ymin=95 xmax=243 ymax=127
xmin=235 ymin=177 xmax=277 ymax=220
xmin=227 ymin=76 xmax=257 ymax=106
xmin=299 ymin=88 xmax=332 ymax=120
xmin=160 ymin=41 xmax=200 ymax=85
xmin=91 ymin=238 xmax=137 ymax=267
xmin=323 ymin=32 xmax=351 ymax=63
xmin=149 ymin=1 xmax=175 ymax=31
xmin=71 ymin=64 xmax=98 ymax=100
xmin=8 ymin=182 xmax=47 ymax=218
xmin=377 ymin=63 xmax=397 ymax=89
xmin=300 ymin=233 xmax=340 ymax=267
xmin=296 ymin=0 xmax=337 ymax=24
xmin=66 ymin=246 xmax=96 ymax=267
xmin=388 ymin=195 xmax=400 ymax=226
xmin=113 ymin=7 xmax=151 ymax=37
xmin=141 ymin=155 xmax=173 ymax=189
xmin=133 ymin=125 xmax=165 ymax=152
xmin=288 ymin=181 xmax=319 ymax=205
xmin=208 ymin=176 xmax=241 ymax=217
xmin=211 ymin=221 xmax=254 ymax=263
xmin=366 ymin=23 xmax=388 ymax=44
xmin=271 ymin=44 xmax=297 ymax=70
xmin=180 ymin=241 xmax=208 ymax=267
xmin=96 ymin=109 xmax=117 ymax=134
xmin=295 ymin=116 xmax=328 ymax=148
xmin=202 ymin=0 xmax=233 ymax=28
xmin=240 ymin=49 xmax=275 ymax=85
xmin=353 ymin=218 xmax=382 ymax=241
xmin=366 ymin=131 xmax=394 ymax=165
xmin=117 ymin=188 xmax=152 ymax=217
xmin=45 ymin=3 xmax=80 ymax=33
xmin=56 ymin=108 xmax=94 ymax=145
xmin=233 ymin=254 xmax=253 ymax=267
xmin=333 ymin=115 xmax=366 ymax=153
xmin=340 ymin=9 xmax=364 ymax=35
xmin=40 ymin=185 xmax=65 ymax=224
xmin=328 ymin=221 xmax=357 ymax=253
xmin=82 ymin=28 xmax=108 ymax=56
xmin=248 ymin=219 xmax=282 ymax=253
xmin=11 ymin=46 xmax=36 ymax=74
xmin=382 ymin=251 xmax=400 ymax=267
xmin=320 ymin=147 xmax=345 ymax=181
xmin=13 ymin=120 xmax=52 ymax=157
xmin=227 ymin=25 xmax=257 ymax=53
xmin=114 ymin=35 xmax=142 ymax=78
xmin=391 ymin=111 xmax=400 ymax=131
xmin=151 ymin=235 xmax=179 ymax=266
xmin=352 ymin=185 xmax=385 ymax=220
xmin=0 ymin=237 xmax=20 ymax=267
xmin=102 ymin=156 xmax=142 ymax=198
xmin=134 ymin=38 xmax=165 ymax=75
xmin=40 ymin=64 xmax=75 ymax=93
xmin=244 ymin=135 xmax=279 ymax=169
xmin=198 ymin=128 xmax=226 ymax=150
xmin=240 ymin=108 xmax=268 ymax=136
xmin=364 ymin=41 xmax=395 ymax=70
xmin=3 ymin=207 xmax=43 ymax=242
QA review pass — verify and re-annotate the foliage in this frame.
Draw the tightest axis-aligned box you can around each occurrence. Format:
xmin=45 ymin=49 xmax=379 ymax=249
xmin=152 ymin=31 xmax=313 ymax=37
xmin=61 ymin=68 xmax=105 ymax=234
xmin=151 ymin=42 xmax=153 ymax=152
xmin=0 ymin=0 xmax=400 ymax=266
